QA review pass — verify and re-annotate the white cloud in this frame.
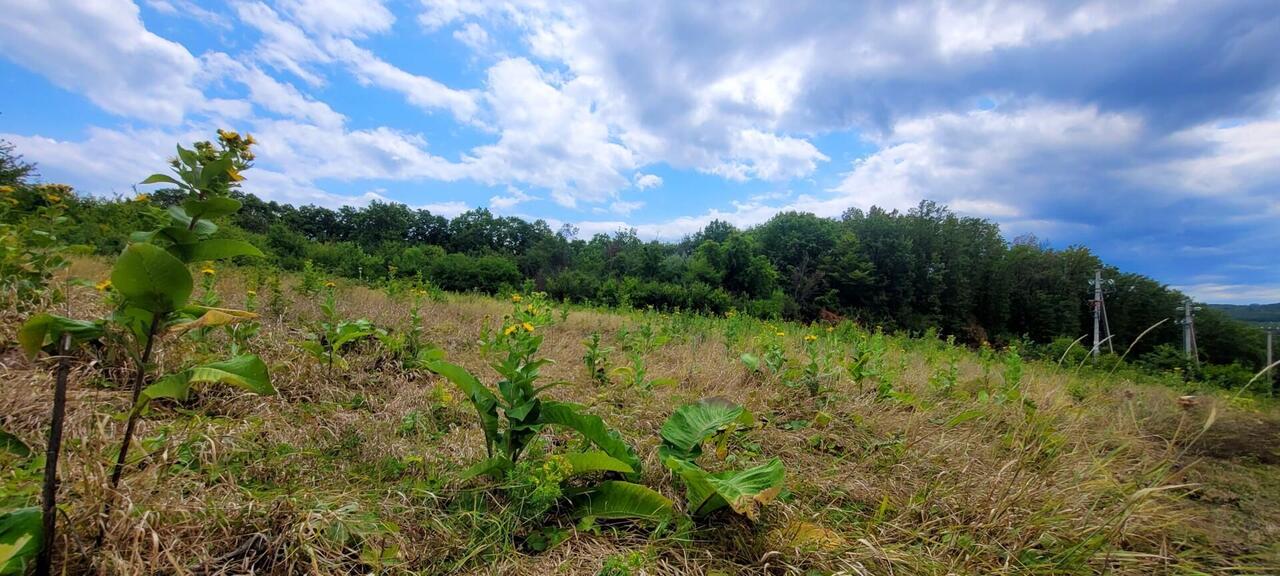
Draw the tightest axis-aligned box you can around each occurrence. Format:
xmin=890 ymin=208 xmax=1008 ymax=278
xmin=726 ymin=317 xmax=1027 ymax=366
xmin=633 ymin=173 xmax=663 ymax=190
xmin=829 ymin=104 xmax=1144 ymax=218
xmin=326 ymin=39 xmax=479 ymax=120
xmin=1174 ymin=283 xmax=1280 ymax=305
xmin=414 ymin=200 xmax=469 ymax=217
xmin=454 ymin=22 xmax=491 ymax=51
xmin=707 ymin=129 xmax=828 ymax=182
xmin=462 ymin=58 xmax=636 ymax=207
xmin=0 ymin=0 xmax=205 ymax=124
xmin=489 ymin=188 xmax=536 ymax=210
xmin=279 ymin=0 xmax=395 ymax=38
xmin=204 ymin=53 xmax=346 ymax=128
xmin=234 ymin=1 xmax=332 ymax=86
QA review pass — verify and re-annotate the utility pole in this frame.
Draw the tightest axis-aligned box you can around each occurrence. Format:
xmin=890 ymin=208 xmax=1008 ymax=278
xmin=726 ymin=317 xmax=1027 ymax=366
xmin=1089 ymin=270 xmax=1114 ymax=358
xmin=1176 ymin=298 xmax=1201 ymax=368
xmin=1091 ymin=270 xmax=1103 ymax=359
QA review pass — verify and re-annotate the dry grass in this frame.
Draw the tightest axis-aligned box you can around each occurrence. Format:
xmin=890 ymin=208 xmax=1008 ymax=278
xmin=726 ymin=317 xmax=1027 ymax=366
xmin=2 ymin=259 xmax=1278 ymax=575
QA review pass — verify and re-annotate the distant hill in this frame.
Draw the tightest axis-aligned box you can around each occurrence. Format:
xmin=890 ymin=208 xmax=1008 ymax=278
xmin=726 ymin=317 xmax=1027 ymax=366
xmin=1211 ymin=303 xmax=1280 ymax=325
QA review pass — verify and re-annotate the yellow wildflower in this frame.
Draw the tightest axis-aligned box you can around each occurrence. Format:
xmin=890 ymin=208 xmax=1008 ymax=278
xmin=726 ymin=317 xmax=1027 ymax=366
xmin=0 ymin=185 xmax=12 ymax=194
xmin=200 ymin=266 xmax=216 ymax=276
xmin=134 ymin=193 xmax=150 ymax=203
xmin=246 ymin=289 xmax=257 ymax=296
xmin=826 ymin=326 xmax=834 ymax=333
xmin=804 ymin=334 xmax=818 ymax=342
xmin=504 ymin=324 xmax=518 ymax=336
xmin=775 ymin=331 xmax=786 ymax=337
xmin=324 ymin=281 xmax=336 ymax=288
xmin=522 ymin=322 xmax=535 ymax=333
xmin=44 ymin=194 xmax=61 ymax=204
xmin=511 ymin=294 xmax=523 ymax=303
xmin=95 ymin=279 xmax=112 ymax=292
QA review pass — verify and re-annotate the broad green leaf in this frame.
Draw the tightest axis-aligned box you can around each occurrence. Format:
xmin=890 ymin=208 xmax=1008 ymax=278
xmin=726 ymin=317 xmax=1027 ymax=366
xmin=197 ymin=156 xmax=233 ymax=189
xmin=662 ymin=456 xmax=719 ymax=516
xmin=0 ymin=507 xmax=41 ymax=575
xmin=294 ymin=340 xmax=326 ymax=358
xmin=182 ymin=196 xmax=241 ymax=221
xmin=570 ymin=481 xmax=674 ymax=523
xmin=165 ymin=206 xmax=218 ymax=237
xmin=0 ymin=430 xmax=30 ymax=458
xmin=136 ymin=355 xmax=274 ymax=412
xmin=139 ymin=173 xmax=183 ymax=187
xmin=330 ymin=322 xmax=376 ymax=349
xmin=111 ymin=243 xmax=193 ymax=313
xmin=705 ymin=458 xmax=784 ymax=520
xmin=663 ymin=456 xmax=784 ymax=520
xmin=169 ymin=307 xmax=258 ymax=337
xmin=562 ymin=451 xmax=635 ymax=476
xmin=176 ymin=145 xmax=198 ymax=170
xmin=173 ymin=239 xmax=263 ymax=263
xmin=541 ymin=401 xmax=642 ymax=477
xmin=740 ymin=353 xmax=761 ymax=372
xmin=17 ymin=313 xmax=104 ymax=358
xmin=426 ymin=360 xmax=500 ymax=453
xmin=658 ymin=398 xmax=749 ymax=462
xmin=188 ymin=355 xmax=274 ymax=395
xmin=458 ymin=456 xmax=512 ymax=481
xmin=136 ymin=372 xmax=196 ymax=410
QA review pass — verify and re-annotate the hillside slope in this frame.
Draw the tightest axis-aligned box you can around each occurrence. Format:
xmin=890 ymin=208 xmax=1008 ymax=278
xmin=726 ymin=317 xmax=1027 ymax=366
xmin=2 ymin=260 xmax=1277 ymax=575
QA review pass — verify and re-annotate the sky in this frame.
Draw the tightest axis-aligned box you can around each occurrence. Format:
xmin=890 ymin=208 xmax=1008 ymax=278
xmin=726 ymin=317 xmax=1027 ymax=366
xmin=0 ymin=1 xmax=1277 ymax=304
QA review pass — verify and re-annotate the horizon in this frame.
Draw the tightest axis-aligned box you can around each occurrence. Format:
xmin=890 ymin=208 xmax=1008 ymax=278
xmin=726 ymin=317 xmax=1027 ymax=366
xmin=1 ymin=1 xmax=1277 ymax=304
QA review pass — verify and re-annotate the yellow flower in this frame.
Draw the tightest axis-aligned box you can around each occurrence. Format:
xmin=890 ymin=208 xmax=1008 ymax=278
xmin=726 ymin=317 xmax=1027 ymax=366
xmin=246 ymin=289 xmax=257 ymax=296
xmin=504 ymin=324 xmax=518 ymax=336
xmin=245 ymin=134 xmax=256 ymax=145
xmin=133 ymin=193 xmax=150 ymax=203
xmin=44 ymin=194 xmax=61 ymax=204
xmin=200 ymin=266 xmax=216 ymax=276
xmin=775 ymin=331 xmax=786 ymax=337
xmin=511 ymin=294 xmax=523 ymax=303
xmin=522 ymin=322 xmax=535 ymax=333
xmin=0 ymin=185 xmax=12 ymax=194
xmin=324 ymin=281 xmax=336 ymax=288
xmin=95 ymin=279 xmax=112 ymax=292
xmin=804 ymin=334 xmax=818 ymax=342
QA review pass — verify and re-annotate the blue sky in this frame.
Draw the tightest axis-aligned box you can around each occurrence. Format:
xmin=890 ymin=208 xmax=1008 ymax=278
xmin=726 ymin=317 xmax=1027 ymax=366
xmin=1 ymin=1 xmax=1277 ymax=303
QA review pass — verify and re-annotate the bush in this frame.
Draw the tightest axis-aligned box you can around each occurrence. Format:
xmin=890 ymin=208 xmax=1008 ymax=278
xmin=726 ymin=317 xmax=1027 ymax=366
xmin=427 ymin=253 xmax=521 ymax=293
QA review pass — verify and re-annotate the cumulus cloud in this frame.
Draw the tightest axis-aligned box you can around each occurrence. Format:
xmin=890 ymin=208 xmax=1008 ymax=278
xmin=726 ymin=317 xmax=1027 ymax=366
xmin=461 ymin=58 xmax=636 ymax=207
xmin=0 ymin=0 xmax=206 ymax=124
xmin=633 ymin=173 xmax=662 ymax=190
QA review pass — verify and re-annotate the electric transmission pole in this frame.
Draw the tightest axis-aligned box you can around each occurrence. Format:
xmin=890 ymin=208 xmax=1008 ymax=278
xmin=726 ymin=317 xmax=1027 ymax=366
xmin=1176 ymin=298 xmax=1201 ymax=368
xmin=1089 ymin=269 xmax=1114 ymax=359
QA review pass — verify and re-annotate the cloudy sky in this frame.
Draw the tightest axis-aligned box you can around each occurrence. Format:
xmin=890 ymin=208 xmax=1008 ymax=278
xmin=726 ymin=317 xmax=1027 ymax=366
xmin=0 ymin=0 xmax=1277 ymax=303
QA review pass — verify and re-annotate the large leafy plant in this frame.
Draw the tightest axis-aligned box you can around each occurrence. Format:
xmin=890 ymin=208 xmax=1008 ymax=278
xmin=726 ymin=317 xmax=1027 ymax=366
xmin=17 ymin=131 xmax=277 ymax=555
xmin=658 ymin=398 xmax=785 ymax=520
xmin=294 ymin=284 xmax=378 ymax=376
xmin=427 ymin=299 xmax=641 ymax=477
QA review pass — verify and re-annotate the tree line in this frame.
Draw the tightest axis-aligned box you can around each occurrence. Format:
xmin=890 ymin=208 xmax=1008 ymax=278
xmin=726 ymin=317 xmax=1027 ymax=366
xmin=0 ymin=139 xmax=1268 ymax=385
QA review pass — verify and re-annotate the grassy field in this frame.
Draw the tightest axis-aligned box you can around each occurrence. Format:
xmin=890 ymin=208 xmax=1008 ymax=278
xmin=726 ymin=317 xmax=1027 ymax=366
xmin=3 ymin=259 xmax=1278 ymax=575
